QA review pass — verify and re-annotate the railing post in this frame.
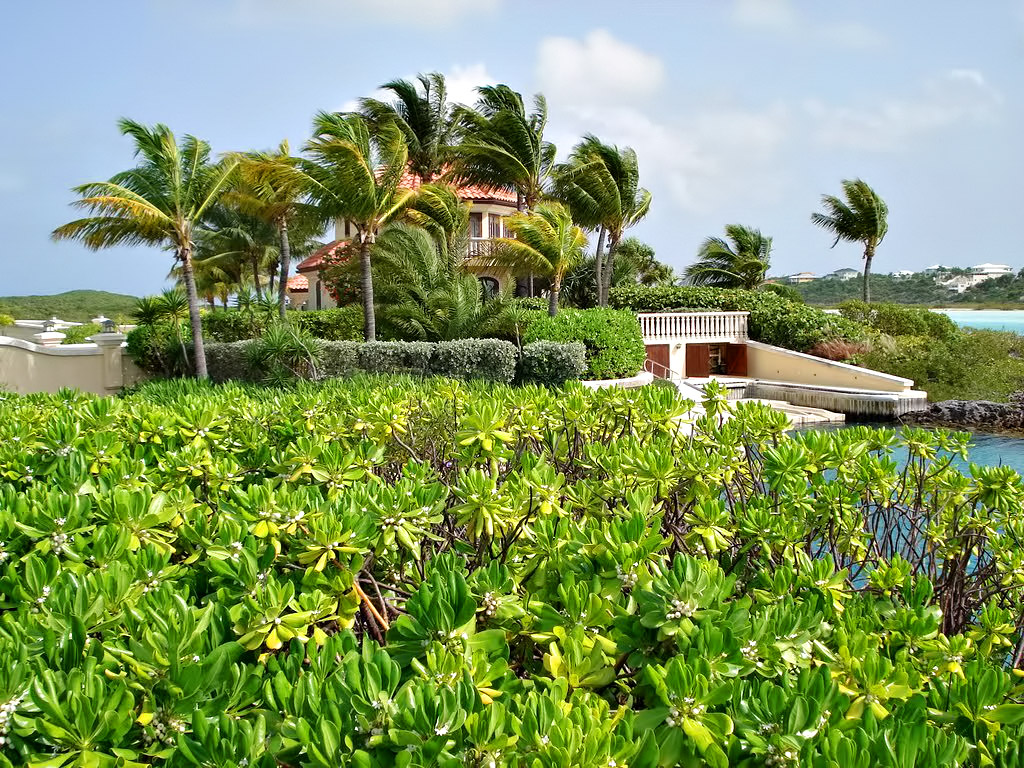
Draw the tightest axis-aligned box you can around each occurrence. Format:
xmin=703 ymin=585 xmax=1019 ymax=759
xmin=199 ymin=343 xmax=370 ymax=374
xmin=91 ymin=332 xmax=127 ymax=393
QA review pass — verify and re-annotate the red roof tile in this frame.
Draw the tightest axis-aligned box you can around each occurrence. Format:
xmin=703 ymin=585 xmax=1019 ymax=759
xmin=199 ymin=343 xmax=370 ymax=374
xmin=395 ymin=170 xmax=518 ymax=204
xmin=296 ymin=240 xmax=348 ymax=272
xmin=286 ymin=274 xmax=308 ymax=291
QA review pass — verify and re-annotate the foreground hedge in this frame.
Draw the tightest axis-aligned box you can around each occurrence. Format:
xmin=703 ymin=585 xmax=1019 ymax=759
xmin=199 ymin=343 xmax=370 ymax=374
xmin=524 ymin=308 xmax=646 ymax=379
xmin=0 ymin=379 xmax=1022 ymax=766
xmin=610 ymin=284 xmax=864 ymax=352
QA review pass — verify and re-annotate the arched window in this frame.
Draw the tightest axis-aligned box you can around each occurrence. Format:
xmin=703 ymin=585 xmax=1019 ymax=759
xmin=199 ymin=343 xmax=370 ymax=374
xmin=479 ymin=276 xmax=499 ymax=300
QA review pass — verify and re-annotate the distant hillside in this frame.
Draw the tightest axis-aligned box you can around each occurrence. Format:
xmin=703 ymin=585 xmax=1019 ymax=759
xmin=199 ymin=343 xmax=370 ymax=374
xmin=0 ymin=290 xmax=139 ymax=322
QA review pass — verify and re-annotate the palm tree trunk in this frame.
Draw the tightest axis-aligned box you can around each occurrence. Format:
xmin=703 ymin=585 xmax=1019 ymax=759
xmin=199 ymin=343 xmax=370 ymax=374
xmin=252 ymin=255 xmax=263 ymax=299
xmin=548 ymin=282 xmax=559 ymax=317
xmin=180 ymin=247 xmax=208 ymax=379
xmin=277 ymin=218 xmax=290 ymax=319
xmin=594 ymin=227 xmax=606 ymax=307
xmin=359 ymin=235 xmax=376 ymax=341
xmin=602 ymin=235 xmax=619 ymax=307
xmin=862 ymin=241 xmax=874 ymax=303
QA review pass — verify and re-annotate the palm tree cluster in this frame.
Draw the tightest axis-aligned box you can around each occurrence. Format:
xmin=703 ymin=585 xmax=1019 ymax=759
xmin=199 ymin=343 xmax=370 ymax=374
xmin=54 ymin=74 xmax=670 ymax=376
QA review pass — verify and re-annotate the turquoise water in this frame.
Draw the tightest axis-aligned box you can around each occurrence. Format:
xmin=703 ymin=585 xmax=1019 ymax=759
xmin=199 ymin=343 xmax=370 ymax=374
xmin=814 ymin=424 xmax=1024 ymax=475
xmin=936 ymin=309 xmax=1024 ymax=334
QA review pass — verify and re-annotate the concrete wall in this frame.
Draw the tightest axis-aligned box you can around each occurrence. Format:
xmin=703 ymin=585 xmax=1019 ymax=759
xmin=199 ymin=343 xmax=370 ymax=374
xmin=0 ymin=333 xmax=144 ymax=395
xmin=745 ymin=340 xmax=914 ymax=393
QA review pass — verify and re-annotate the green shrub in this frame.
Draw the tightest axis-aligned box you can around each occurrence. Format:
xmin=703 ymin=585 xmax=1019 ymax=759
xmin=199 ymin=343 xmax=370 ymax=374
xmin=358 ymin=341 xmax=434 ymax=374
xmin=126 ymin=322 xmax=190 ymax=376
xmin=204 ymin=341 xmax=253 ymax=383
xmin=202 ymin=309 xmax=269 ymax=342
xmin=610 ymin=284 xmax=864 ymax=352
xmin=0 ymin=312 xmax=15 ymax=328
xmin=518 ymin=341 xmax=587 ymax=386
xmin=838 ymin=300 xmax=958 ymax=341
xmin=60 ymin=323 xmax=101 ymax=344
xmin=524 ymin=308 xmax=646 ymax=379
xmin=761 ymin=282 xmax=804 ymax=303
xmin=431 ymin=339 xmax=519 ymax=383
xmin=246 ymin=324 xmax=323 ymax=384
xmin=294 ymin=305 xmax=363 ymax=341
xmin=319 ymin=340 xmax=361 ymax=378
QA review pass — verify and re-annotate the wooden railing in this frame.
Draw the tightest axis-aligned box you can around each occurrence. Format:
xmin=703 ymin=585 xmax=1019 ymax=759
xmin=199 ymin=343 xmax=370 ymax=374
xmin=637 ymin=312 xmax=749 ymax=343
xmin=467 ymin=239 xmax=494 ymax=258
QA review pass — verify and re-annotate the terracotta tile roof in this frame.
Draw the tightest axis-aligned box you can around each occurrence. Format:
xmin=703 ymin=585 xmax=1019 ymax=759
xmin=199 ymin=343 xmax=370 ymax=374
xmin=296 ymin=240 xmax=348 ymax=272
xmin=286 ymin=274 xmax=308 ymax=291
xmin=395 ymin=170 xmax=518 ymax=204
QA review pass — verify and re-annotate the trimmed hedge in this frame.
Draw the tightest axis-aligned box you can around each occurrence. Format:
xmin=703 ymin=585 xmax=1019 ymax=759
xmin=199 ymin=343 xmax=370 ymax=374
xmin=205 ymin=338 xmax=525 ymax=385
xmin=518 ymin=341 xmax=587 ymax=386
xmin=202 ymin=306 xmax=364 ymax=342
xmin=610 ymin=284 xmax=864 ymax=352
xmin=523 ymin=309 xmax=646 ymax=379
xmin=838 ymin=300 xmax=959 ymax=341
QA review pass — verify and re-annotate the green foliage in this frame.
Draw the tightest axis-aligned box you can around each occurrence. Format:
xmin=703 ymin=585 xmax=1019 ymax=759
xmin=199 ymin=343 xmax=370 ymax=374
xmin=761 ymin=282 xmax=804 ymax=303
xmin=839 ymin=301 xmax=958 ymax=340
xmin=201 ymin=307 xmax=363 ymax=343
xmin=795 ymin=273 xmax=952 ymax=306
xmin=294 ymin=307 xmax=364 ymax=341
xmin=246 ymin=323 xmax=323 ymax=384
xmin=60 ymin=323 xmax=101 ymax=345
xmin=0 ymin=290 xmax=138 ymax=322
xmin=518 ymin=341 xmax=587 ymax=386
xmin=0 ymin=378 xmax=1022 ymax=766
xmin=126 ymin=322 xmax=190 ymax=377
xmin=686 ymin=224 xmax=772 ymax=289
xmin=859 ymin=329 xmax=1024 ymax=402
xmin=0 ymin=313 xmax=16 ymax=328
xmin=524 ymin=308 xmax=646 ymax=379
xmin=430 ymin=339 xmax=519 ymax=383
xmin=611 ymin=284 xmax=864 ymax=352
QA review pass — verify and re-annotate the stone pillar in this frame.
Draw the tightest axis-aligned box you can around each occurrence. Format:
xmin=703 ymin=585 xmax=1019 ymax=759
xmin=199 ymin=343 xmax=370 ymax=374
xmin=33 ymin=330 xmax=66 ymax=347
xmin=91 ymin=332 xmax=127 ymax=393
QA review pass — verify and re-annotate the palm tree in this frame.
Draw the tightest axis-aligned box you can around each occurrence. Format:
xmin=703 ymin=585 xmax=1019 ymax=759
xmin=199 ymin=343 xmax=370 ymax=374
xmin=302 ymin=112 xmax=413 ymax=341
xmin=232 ymin=141 xmax=314 ymax=318
xmin=196 ymin=204 xmax=279 ymax=299
xmin=402 ymin=182 xmax=470 ymax=263
xmin=453 ymin=84 xmax=555 ymax=212
xmin=53 ymin=120 xmax=238 ymax=378
xmin=359 ymin=73 xmax=456 ymax=183
xmin=493 ymin=202 xmax=587 ymax=316
xmin=554 ymin=136 xmax=652 ymax=306
xmin=811 ymin=179 xmax=888 ymax=302
xmin=373 ymin=224 xmax=512 ymax=341
xmin=685 ymin=225 xmax=772 ymax=290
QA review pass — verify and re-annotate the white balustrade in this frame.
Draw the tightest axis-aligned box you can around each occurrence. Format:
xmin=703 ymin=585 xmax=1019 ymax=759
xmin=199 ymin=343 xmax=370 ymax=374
xmin=637 ymin=312 xmax=749 ymax=343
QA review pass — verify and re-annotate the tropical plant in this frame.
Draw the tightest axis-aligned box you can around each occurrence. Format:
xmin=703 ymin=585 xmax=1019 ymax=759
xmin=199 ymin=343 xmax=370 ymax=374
xmin=554 ymin=135 xmax=652 ymax=306
xmin=453 ymin=84 xmax=554 ymax=212
xmin=811 ymin=178 xmax=889 ymax=302
xmin=372 ymin=223 xmax=513 ymax=340
xmin=402 ymin=182 xmax=470 ymax=263
xmin=561 ymin=238 xmax=674 ymax=308
xmin=193 ymin=204 xmax=279 ymax=300
xmin=302 ymin=113 xmax=413 ymax=341
xmin=231 ymin=141 xmax=316 ymax=318
xmin=492 ymin=201 xmax=587 ymax=316
xmin=359 ymin=72 xmax=457 ymax=183
xmin=52 ymin=119 xmax=238 ymax=378
xmin=685 ymin=224 xmax=773 ymax=290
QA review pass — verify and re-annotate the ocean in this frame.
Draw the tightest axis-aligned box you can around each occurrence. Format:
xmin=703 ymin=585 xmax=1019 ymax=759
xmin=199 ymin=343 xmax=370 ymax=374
xmin=934 ymin=309 xmax=1024 ymax=334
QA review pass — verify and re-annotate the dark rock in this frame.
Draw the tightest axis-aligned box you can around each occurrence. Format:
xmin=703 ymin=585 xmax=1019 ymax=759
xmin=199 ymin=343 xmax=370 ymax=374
xmin=906 ymin=399 xmax=1024 ymax=431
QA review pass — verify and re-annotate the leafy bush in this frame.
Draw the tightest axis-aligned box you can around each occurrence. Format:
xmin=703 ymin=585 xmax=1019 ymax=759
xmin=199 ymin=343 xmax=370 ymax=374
xmin=319 ymin=340 xmax=361 ymax=378
xmin=60 ymin=323 xmax=101 ymax=344
xmin=838 ymin=300 xmax=959 ymax=341
xmin=0 ymin=312 xmax=14 ymax=328
xmin=1 ymin=379 xmax=1023 ymax=766
xmin=201 ymin=309 xmax=270 ymax=342
xmin=518 ymin=341 xmax=587 ymax=386
xmin=524 ymin=308 xmax=646 ymax=379
xmin=245 ymin=324 xmax=323 ymax=384
xmin=294 ymin=305 xmax=363 ymax=341
xmin=431 ymin=338 xmax=519 ymax=383
xmin=204 ymin=340 xmax=253 ymax=382
xmin=125 ymin=322 xmax=190 ymax=376
xmin=610 ymin=284 xmax=864 ymax=352
xmin=358 ymin=340 xmax=434 ymax=374
xmin=760 ymin=282 xmax=805 ymax=303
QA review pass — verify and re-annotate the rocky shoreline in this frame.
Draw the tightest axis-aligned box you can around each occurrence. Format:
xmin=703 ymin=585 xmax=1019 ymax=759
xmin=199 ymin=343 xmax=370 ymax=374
xmin=903 ymin=399 xmax=1024 ymax=433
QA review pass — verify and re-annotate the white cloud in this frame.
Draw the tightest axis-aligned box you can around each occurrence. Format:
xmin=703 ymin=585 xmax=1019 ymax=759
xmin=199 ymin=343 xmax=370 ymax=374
xmin=732 ymin=0 xmax=884 ymax=48
xmin=536 ymin=29 xmax=666 ymax=108
xmin=805 ymin=69 xmax=1002 ymax=152
xmin=231 ymin=0 xmax=498 ymax=27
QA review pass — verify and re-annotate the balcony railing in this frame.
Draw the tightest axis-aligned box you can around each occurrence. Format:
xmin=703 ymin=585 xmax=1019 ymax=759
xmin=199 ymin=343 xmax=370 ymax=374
xmin=467 ymin=238 xmax=495 ymax=258
xmin=638 ymin=312 xmax=749 ymax=343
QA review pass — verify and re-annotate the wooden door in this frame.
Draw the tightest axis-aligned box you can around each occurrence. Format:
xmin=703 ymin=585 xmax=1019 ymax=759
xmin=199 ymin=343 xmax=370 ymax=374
xmin=645 ymin=344 xmax=671 ymax=377
xmin=725 ymin=344 xmax=748 ymax=376
xmin=685 ymin=344 xmax=710 ymax=377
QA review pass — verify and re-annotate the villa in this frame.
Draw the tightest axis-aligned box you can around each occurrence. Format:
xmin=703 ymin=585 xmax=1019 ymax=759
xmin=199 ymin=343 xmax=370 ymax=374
xmin=287 ymin=171 xmax=523 ymax=310
xmin=824 ymin=267 xmax=859 ymax=281
xmin=784 ymin=271 xmax=817 ymax=284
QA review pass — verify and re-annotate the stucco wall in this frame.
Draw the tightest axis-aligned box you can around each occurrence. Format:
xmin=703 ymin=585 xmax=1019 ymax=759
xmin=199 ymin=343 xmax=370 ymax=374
xmin=745 ymin=340 xmax=914 ymax=393
xmin=0 ymin=335 xmax=136 ymax=396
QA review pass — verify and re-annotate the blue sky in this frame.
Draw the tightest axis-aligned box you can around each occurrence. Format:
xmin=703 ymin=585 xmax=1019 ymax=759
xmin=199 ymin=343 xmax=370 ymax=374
xmin=1 ymin=0 xmax=1022 ymax=296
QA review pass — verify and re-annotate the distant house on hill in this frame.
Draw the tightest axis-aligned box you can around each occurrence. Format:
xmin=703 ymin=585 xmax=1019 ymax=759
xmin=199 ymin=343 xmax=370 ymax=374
xmin=890 ymin=270 xmax=916 ymax=279
xmin=824 ymin=268 xmax=859 ymax=281
xmin=970 ymin=263 xmax=1014 ymax=279
xmin=784 ymin=272 xmax=817 ymax=284
xmin=287 ymin=170 xmax=524 ymax=311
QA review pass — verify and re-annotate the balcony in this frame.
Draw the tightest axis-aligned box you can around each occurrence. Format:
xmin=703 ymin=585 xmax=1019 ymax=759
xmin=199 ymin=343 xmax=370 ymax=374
xmin=466 ymin=238 xmax=495 ymax=259
xmin=638 ymin=312 xmax=749 ymax=344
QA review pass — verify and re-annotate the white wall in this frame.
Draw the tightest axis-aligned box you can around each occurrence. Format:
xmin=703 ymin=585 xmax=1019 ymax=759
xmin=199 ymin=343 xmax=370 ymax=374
xmin=0 ymin=334 xmax=144 ymax=395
